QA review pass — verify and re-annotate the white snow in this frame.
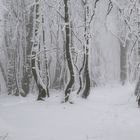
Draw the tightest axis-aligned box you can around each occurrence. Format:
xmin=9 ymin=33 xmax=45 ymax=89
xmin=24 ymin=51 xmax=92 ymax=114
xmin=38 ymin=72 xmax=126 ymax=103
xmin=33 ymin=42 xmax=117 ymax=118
xmin=0 ymin=84 xmax=140 ymax=140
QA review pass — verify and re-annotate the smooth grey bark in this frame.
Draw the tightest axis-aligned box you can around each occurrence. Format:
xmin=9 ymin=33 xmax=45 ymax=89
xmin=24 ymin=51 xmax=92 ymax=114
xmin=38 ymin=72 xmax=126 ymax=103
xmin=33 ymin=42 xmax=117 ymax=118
xmin=76 ymin=47 xmax=86 ymax=95
xmin=64 ymin=0 xmax=75 ymax=102
xmin=42 ymin=15 xmax=50 ymax=97
xmin=134 ymin=0 xmax=140 ymax=107
xmin=0 ymin=61 xmax=7 ymax=89
xmin=31 ymin=0 xmax=48 ymax=101
xmin=120 ymin=41 xmax=128 ymax=85
xmin=51 ymin=16 xmax=63 ymax=89
xmin=21 ymin=6 xmax=34 ymax=96
xmin=82 ymin=0 xmax=90 ymax=99
xmin=7 ymin=49 xmax=19 ymax=96
xmin=3 ymin=9 xmax=19 ymax=96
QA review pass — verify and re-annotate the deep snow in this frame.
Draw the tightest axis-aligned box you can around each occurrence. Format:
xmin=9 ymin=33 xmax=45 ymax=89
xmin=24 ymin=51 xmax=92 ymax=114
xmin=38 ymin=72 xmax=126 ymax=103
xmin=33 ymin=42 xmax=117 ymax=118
xmin=0 ymin=84 xmax=140 ymax=140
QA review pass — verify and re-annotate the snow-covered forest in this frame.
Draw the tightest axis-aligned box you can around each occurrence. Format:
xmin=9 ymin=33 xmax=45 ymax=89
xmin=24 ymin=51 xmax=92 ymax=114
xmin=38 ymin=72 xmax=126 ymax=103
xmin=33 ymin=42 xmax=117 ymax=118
xmin=0 ymin=0 xmax=140 ymax=139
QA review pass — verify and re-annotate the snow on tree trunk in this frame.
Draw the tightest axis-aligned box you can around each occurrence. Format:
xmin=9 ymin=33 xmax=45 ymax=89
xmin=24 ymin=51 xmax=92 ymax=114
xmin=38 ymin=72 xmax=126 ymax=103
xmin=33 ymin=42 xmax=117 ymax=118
xmin=22 ymin=6 xmax=34 ymax=96
xmin=82 ymin=0 xmax=91 ymax=99
xmin=52 ymin=15 xmax=64 ymax=90
xmin=64 ymin=0 xmax=75 ymax=102
xmin=42 ymin=15 xmax=49 ymax=97
xmin=76 ymin=52 xmax=86 ymax=95
xmin=31 ymin=0 xmax=48 ymax=101
xmin=134 ymin=0 xmax=140 ymax=106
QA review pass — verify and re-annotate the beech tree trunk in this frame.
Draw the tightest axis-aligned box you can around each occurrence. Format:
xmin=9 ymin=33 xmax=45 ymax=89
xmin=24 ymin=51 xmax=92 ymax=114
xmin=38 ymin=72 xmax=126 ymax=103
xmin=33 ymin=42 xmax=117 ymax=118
xmin=120 ymin=41 xmax=128 ymax=85
xmin=0 ymin=61 xmax=7 ymax=89
xmin=22 ymin=6 xmax=34 ymax=96
xmin=77 ymin=49 xmax=86 ymax=95
xmin=31 ymin=0 xmax=48 ymax=101
xmin=64 ymin=0 xmax=75 ymax=102
xmin=82 ymin=0 xmax=90 ymax=98
xmin=134 ymin=0 xmax=140 ymax=107
xmin=42 ymin=15 xmax=49 ymax=97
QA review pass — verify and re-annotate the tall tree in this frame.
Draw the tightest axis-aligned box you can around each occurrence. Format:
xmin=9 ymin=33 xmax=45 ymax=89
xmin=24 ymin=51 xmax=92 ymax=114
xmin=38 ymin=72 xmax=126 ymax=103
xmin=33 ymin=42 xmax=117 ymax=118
xmin=81 ymin=0 xmax=91 ymax=98
xmin=31 ymin=0 xmax=49 ymax=100
xmin=64 ymin=0 xmax=75 ymax=102
xmin=21 ymin=5 xmax=34 ymax=96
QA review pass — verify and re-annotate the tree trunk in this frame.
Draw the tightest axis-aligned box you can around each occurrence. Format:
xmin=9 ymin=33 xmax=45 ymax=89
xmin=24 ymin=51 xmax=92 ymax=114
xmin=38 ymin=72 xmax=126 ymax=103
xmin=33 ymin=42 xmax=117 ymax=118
xmin=82 ymin=50 xmax=90 ymax=98
xmin=0 ymin=61 xmax=8 ymax=90
xmin=22 ymin=6 xmax=34 ymax=96
xmin=120 ymin=41 xmax=128 ymax=85
xmin=135 ymin=0 xmax=140 ymax=107
xmin=64 ymin=0 xmax=75 ymax=102
xmin=31 ymin=0 xmax=47 ymax=101
xmin=82 ymin=1 xmax=90 ymax=98
xmin=77 ymin=49 xmax=86 ymax=95
xmin=42 ymin=15 xmax=49 ymax=97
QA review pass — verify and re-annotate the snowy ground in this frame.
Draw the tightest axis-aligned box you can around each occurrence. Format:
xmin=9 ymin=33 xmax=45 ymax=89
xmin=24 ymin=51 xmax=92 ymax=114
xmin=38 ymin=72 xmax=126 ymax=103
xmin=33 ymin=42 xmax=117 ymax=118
xmin=0 ymin=84 xmax=140 ymax=140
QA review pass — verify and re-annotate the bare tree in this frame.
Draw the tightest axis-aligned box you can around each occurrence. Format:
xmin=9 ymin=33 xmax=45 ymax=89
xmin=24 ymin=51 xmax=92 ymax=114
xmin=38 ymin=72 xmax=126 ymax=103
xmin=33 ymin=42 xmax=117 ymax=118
xmin=21 ymin=5 xmax=34 ymax=96
xmin=31 ymin=0 xmax=49 ymax=100
xmin=64 ymin=0 xmax=75 ymax=102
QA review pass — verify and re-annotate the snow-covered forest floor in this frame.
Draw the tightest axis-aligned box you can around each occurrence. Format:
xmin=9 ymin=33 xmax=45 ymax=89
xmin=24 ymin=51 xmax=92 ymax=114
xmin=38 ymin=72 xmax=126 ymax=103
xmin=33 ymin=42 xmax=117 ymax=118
xmin=0 ymin=84 xmax=140 ymax=140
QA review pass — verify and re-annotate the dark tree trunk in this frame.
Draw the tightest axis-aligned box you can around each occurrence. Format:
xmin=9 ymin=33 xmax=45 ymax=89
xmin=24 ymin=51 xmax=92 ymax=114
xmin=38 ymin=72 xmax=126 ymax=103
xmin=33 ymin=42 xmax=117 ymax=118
xmin=13 ymin=50 xmax=19 ymax=96
xmin=135 ymin=1 xmax=140 ymax=107
xmin=31 ymin=0 xmax=47 ymax=101
xmin=135 ymin=76 xmax=140 ymax=108
xmin=120 ymin=41 xmax=128 ymax=85
xmin=64 ymin=0 xmax=75 ymax=102
xmin=82 ymin=51 xmax=90 ymax=98
xmin=82 ymin=1 xmax=90 ymax=98
xmin=135 ymin=76 xmax=140 ymax=96
xmin=0 ymin=61 xmax=7 ymax=89
xmin=31 ymin=53 xmax=47 ymax=100
xmin=77 ymin=49 xmax=86 ymax=95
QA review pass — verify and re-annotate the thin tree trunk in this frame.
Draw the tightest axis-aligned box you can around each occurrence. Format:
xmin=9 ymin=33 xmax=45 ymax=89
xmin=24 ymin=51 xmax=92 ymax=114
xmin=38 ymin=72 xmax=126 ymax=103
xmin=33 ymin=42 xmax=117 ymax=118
xmin=82 ymin=1 xmax=90 ymax=98
xmin=42 ymin=15 xmax=49 ymax=97
xmin=77 ymin=49 xmax=86 ymax=95
xmin=0 ymin=61 xmax=7 ymax=89
xmin=82 ymin=51 xmax=90 ymax=98
xmin=31 ymin=0 xmax=47 ymax=101
xmin=13 ymin=50 xmax=19 ymax=96
xmin=120 ymin=41 xmax=128 ymax=85
xmin=135 ymin=0 xmax=140 ymax=107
